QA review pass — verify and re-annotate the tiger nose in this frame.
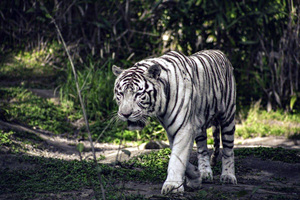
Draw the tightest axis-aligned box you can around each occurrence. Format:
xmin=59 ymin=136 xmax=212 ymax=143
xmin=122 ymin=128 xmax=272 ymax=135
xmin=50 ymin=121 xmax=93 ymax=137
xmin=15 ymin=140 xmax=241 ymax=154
xmin=121 ymin=112 xmax=132 ymax=119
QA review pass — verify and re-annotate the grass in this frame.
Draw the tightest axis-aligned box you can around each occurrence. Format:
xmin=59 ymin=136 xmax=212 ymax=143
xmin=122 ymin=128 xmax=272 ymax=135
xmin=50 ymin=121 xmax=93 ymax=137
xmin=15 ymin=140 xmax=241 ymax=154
xmin=58 ymin=59 xmax=117 ymax=120
xmin=0 ymin=87 xmax=76 ymax=134
xmin=235 ymin=101 xmax=300 ymax=139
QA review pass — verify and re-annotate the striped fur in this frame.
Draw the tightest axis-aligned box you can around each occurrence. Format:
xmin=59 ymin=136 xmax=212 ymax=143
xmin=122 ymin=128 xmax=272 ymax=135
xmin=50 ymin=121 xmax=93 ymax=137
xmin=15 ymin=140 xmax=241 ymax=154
xmin=113 ymin=50 xmax=237 ymax=194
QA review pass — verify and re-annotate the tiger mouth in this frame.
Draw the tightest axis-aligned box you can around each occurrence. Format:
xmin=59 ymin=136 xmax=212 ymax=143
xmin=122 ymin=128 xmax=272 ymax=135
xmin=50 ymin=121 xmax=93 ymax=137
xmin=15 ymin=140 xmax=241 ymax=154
xmin=127 ymin=120 xmax=145 ymax=131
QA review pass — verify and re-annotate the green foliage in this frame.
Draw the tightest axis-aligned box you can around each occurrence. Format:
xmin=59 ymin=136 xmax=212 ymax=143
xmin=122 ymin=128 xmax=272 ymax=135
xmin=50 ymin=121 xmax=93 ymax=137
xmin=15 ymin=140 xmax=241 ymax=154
xmin=0 ymin=129 xmax=17 ymax=152
xmin=0 ymin=87 xmax=74 ymax=134
xmin=76 ymin=143 xmax=85 ymax=153
xmin=290 ymin=95 xmax=298 ymax=111
xmin=0 ymin=129 xmax=46 ymax=153
xmin=0 ymin=156 xmax=94 ymax=196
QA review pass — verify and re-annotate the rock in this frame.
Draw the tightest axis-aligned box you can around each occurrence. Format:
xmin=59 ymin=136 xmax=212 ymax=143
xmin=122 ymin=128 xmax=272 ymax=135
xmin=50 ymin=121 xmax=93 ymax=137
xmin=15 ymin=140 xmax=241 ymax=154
xmin=142 ymin=141 xmax=169 ymax=149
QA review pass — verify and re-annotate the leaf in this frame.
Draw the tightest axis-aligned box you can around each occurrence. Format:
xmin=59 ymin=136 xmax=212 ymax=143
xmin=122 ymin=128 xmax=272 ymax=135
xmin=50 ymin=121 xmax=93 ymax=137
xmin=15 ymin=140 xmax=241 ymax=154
xmin=76 ymin=143 xmax=84 ymax=153
xmin=290 ymin=95 xmax=297 ymax=110
xmin=122 ymin=149 xmax=131 ymax=157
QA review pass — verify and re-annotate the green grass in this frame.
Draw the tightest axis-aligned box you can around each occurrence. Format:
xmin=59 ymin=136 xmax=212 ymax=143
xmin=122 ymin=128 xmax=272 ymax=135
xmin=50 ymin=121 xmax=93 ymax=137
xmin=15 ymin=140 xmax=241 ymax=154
xmin=123 ymin=148 xmax=171 ymax=182
xmin=0 ymin=87 xmax=76 ymax=134
xmin=236 ymin=102 xmax=300 ymax=139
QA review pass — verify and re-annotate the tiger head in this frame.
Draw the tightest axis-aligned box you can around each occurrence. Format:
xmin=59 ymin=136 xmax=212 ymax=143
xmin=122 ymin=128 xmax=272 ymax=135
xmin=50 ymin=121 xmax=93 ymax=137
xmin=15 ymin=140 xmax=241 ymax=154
xmin=112 ymin=64 xmax=161 ymax=131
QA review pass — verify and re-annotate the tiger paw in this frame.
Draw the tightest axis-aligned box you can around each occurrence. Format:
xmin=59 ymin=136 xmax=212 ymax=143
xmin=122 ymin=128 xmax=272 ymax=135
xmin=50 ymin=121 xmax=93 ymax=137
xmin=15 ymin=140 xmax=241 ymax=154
xmin=200 ymin=169 xmax=213 ymax=182
xmin=186 ymin=176 xmax=202 ymax=190
xmin=220 ymin=174 xmax=237 ymax=184
xmin=161 ymin=181 xmax=184 ymax=195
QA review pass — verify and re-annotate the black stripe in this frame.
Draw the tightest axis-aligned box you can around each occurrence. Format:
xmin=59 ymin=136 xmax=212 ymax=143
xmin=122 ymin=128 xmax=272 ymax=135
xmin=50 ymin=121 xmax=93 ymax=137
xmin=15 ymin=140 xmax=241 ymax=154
xmin=167 ymin=96 xmax=185 ymax=128
xmin=222 ymin=143 xmax=234 ymax=149
xmin=222 ymin=126 xmax=235 ymax=136
xmin=198 ymin=149 xmax=208 ymax=155
xmin=221 ymin=114 xmax=235 ymax=130
xmin=172 ymin=109 xmax=189 ymax=138
xmin=195 ymin=135 xmax=207 ymax=142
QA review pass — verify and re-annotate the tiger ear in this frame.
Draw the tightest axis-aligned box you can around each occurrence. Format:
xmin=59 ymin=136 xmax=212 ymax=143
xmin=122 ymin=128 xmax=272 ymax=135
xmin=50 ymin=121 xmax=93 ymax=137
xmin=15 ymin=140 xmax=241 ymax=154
xmin=146 ymin=65 xmax=161 ymax=79
xmin=112 ymin=65 xmax=123 ymax=76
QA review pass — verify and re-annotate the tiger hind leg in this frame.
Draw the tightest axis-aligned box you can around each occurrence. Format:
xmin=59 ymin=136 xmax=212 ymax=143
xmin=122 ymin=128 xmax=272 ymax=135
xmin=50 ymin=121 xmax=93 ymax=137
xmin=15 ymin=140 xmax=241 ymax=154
xmin=220 ymin=117 xmax=237 ymax=184
xmin=195 ymin=130 xmax=213 ymax=182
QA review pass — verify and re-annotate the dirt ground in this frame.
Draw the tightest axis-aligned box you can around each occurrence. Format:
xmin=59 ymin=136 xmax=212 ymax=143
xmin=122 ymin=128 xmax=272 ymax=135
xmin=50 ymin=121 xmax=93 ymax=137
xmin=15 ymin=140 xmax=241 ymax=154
xmin=0 ymin=120 xmax=300 ymax=199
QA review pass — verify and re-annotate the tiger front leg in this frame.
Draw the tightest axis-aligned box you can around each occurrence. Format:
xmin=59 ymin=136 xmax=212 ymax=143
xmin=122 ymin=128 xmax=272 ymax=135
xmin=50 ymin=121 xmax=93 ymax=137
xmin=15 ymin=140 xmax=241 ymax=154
xmin=161 ymin=128 xmax=194 ymax=195
xmin=220 ymin=122 xmax=237 ymax=184
xmin=221 ymin=149 xmax=237 ymax=184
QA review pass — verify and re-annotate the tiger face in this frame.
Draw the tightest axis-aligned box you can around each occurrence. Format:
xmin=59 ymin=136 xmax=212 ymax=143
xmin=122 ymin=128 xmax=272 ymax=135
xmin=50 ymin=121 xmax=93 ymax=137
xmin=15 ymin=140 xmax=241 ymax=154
xmin=112 ymin=64 xmax=161 ymax=131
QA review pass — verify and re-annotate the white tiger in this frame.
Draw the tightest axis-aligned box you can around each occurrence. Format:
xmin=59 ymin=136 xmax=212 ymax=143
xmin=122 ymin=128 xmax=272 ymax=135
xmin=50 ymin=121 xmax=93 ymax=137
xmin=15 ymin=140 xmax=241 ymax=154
xmin=112 ymin=50 xmax=237 ymax=194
